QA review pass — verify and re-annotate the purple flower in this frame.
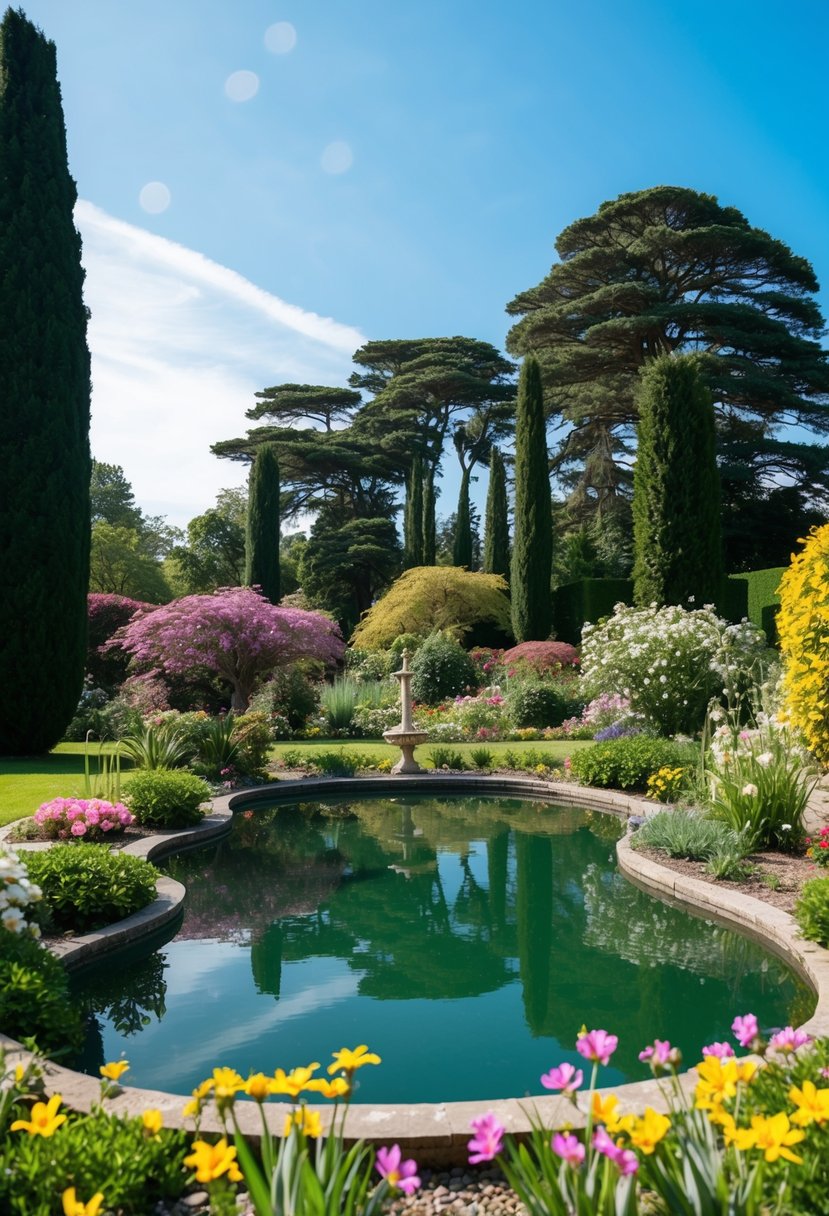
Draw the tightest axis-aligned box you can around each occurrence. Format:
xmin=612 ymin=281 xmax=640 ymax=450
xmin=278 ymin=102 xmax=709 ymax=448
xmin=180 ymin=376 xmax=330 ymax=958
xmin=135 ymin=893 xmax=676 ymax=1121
xmin=541 ymin=1061 xmax=584 ymax=1092
xmin=375 ymin=1145 xmax=420 ymax=1195
xmin=768 ymin=1027 xmax=812 ymax=1054
xmin=702 ymin=1041 xmax=735 ymax=1059
xmin=576 ymin=1029 xmax=618 ymax=1067
xmin=732 ymin=1013 xmax=759 ymax=1048
xmin=638 ymin=1039 xmax=672 ymax=1067
xmin=468 ymin=1112 xmax=505 ymax=1164
xmin=552 ymin=1132 xmax=584 ymax=1167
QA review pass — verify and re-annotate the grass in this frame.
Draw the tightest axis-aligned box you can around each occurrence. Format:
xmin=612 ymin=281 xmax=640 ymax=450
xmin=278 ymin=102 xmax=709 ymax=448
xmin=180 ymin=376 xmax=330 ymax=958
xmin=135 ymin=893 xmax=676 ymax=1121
xmin=0 ymin=739 xmax=593 ymax=826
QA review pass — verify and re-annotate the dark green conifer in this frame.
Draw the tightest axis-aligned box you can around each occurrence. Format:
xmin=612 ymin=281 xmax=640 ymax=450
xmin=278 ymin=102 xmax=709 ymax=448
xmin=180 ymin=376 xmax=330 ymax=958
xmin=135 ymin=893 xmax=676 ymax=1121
xmin=245 ymin=444 xmax=281 ymax=603
xmin=632 ymin=354 xmax=722 ymax=606
xmin=453 ymin=470 xmax=473 ymax=568
xmin=0 ymin=9 xmax=91 ymax=754
xmin=483 ymin=447 xmax=510 ymax=579
xmin=422 ymin=467 xmax=436 ymax=564
xmin=510 ymin=356 xmax=552 ymax=641
xmin=404 ymin=454 xmax=424 ymax=567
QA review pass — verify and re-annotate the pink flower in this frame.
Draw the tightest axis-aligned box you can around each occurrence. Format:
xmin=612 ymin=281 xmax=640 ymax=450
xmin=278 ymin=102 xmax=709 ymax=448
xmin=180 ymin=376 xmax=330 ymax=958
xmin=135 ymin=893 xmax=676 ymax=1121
xmin=638 ymin=1039 xmax=672 ymax=1067
xmin=593 ymin=1128 xmax=637 ymax=1175
xmin=468 ymin=1112 xmax=505 ymax=1164
xmin=375 ymin=1145 xmax=420 ymax=1195
xmin=768 ymin=1027 xmax=812 ymax=1054
xmin=576 ymin=1029 xmax=618 ymax=1067
xmin=702 ymin=1041 xmax=735 ymax=1059
xmin=540 ymin=1062 xmax=583 ymax=1092
xmin=101 ymin=821 xmax=114 ymax=832
xmin=552 ymin=1132 xmax=584 ymax=1168
xmin=732 ymin=1014 xmax=759 ymax=1048
xmin=70 ymin=821 xmax=87 ymax=836
xmin=616 ymin=1149 xmax=639 ymax=1176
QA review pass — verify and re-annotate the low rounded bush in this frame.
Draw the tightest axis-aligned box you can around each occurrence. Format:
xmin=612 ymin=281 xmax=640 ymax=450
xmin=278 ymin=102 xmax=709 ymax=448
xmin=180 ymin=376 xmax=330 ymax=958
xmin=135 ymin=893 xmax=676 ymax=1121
xmin=123 ymin=768 xmax=210 ymax=828
xmin=501 ymin=640 xmax=579 ymax=675
xmin=796 ymin=876 xmax=829 ymax=946
xmin=23 ymin=845 xmax=159 ymax=934
xmin=34 ymin=796 xmax=133 ymax=842
xmin=411 ymin=633 xmax=477 ymax=705
xmin=509 ymin=682 xmax=582 ymax=729
xmin=0 ymin=930 xmax=83 ymax=1052
xmin=569 ymin=736 xmax=697 ymax=792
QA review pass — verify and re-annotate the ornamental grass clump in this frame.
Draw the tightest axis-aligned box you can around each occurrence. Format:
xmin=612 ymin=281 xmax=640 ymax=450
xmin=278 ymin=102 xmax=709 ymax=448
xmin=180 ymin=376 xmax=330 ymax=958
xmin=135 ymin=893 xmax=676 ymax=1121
xmin=581 ymin=603 xmax=766 ymax=736
xmin=631 ymin=808 xmax=746 ymax=861
xmin=467 ymin=1015 xmax=829 ymax=1216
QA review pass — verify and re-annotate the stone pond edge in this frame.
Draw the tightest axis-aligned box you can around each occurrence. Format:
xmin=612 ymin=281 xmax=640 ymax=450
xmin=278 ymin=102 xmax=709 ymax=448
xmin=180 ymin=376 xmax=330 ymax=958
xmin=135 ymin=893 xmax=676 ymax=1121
xmin=3 ymin=774 xmax=828 ymax=1163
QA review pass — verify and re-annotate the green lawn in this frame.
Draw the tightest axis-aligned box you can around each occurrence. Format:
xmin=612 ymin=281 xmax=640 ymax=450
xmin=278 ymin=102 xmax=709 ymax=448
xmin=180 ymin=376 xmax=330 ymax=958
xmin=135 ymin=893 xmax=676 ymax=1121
xmin=0 ymin=738 xmax=593 ymax=827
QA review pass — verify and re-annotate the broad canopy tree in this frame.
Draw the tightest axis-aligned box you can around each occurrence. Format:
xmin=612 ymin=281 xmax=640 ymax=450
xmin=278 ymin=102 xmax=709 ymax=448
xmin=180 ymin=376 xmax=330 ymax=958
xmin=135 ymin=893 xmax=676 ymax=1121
xmin=506 ymin=186 xmax=829 ymax=552
xmin=111 ymin=587 xmax=344 ymax=712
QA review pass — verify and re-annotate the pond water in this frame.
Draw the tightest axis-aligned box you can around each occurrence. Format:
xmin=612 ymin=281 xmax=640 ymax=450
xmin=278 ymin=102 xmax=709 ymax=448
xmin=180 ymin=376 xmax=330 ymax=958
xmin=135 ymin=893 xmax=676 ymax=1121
xmin=70 ymin=796 xmax=814 ymax=1104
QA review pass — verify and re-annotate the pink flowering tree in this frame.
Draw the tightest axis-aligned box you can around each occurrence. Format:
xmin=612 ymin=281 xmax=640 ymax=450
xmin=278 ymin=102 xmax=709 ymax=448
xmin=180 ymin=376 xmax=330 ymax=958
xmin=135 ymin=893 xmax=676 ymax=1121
xmin=112 ymin=587 xmax=344 ymax=712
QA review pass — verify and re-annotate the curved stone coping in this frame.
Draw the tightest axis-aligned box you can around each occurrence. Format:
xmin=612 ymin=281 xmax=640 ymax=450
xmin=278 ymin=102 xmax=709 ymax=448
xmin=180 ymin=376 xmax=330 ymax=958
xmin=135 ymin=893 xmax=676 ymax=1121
xmin=617 ymin=832 xmax=829 ymax=1040
xmin=11 ymin=776 xmax=799 ymax=1164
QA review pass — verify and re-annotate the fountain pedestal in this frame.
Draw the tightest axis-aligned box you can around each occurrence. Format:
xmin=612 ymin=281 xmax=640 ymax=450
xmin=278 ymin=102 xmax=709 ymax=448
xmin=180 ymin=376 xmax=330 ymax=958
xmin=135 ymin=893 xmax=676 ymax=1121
xmin=383 ymin=650 xmax=428 ymax=774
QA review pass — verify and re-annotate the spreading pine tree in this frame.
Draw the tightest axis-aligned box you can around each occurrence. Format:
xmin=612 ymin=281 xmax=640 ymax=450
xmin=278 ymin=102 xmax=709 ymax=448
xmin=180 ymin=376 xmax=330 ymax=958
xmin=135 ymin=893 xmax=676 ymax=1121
xmin=0 ymin=8 xmax=91 ymax=754
xmin=632 ymin=354 xmax=722 ymax=606
xmin=510 ymin=356 xmax=552 ymax=640
xmin=483 ymin=447 xmax=510 ymax=579
xmin=245 ymin=443 xmax=281 ymax=604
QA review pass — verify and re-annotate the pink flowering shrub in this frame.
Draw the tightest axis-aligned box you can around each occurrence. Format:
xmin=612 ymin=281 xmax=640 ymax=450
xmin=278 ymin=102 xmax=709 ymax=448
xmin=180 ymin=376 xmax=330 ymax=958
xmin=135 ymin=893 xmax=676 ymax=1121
xmin=34 ymin=797 xmax=134 ymax=842
xmin=501 ymin=641 xmax=580 ymax=676
xmin=111 ymin=587 xmax=345 ymax=712
xmin=87 ymin=592 xmax=158 ymax=690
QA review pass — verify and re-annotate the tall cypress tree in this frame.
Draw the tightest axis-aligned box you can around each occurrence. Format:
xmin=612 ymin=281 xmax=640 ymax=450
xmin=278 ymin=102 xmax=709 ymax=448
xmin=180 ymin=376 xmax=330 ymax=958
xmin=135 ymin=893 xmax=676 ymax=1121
xmin=404 ymin=453 xmax=424 ymax=568
xmin=422 ymin=466 xmax=436 ymax=565
xmin=632 ymin=354 xmax=722 ymax=606
xmin=0 ymin=9 xmax=91 ymax=754
xmin=245 ymin=443 xmax=281 ymax=603
xmin=483 ymin=447 xmax=510 ymax=579
xmin=452 ymin=469 xmax=473 ymax=568
xmin=510 ymin=356 xmax=552 ymax=641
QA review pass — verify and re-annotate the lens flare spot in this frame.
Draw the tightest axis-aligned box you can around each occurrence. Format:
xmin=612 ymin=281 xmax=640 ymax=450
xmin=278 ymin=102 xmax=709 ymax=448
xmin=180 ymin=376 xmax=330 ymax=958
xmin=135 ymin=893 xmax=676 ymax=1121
xmin=320 ymin=141 xmax=353 ymax=175
xmin=265 ymin=22 xmax=297 ymax=54
xmin=138 ymin=181 xmax=171 ymax=214
xmin=224 ymin=70 xmax=259 ymax=102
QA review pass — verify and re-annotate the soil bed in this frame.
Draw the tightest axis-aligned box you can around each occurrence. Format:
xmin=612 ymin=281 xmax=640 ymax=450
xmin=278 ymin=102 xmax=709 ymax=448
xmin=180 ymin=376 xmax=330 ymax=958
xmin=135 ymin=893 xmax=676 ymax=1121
xmin=632 ymin=844 xmax=817 ymax=914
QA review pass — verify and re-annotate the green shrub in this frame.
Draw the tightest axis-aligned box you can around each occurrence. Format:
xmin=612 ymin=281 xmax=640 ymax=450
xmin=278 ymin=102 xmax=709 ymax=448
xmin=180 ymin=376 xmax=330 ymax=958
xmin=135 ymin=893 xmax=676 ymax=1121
xmin=429 ymin=746 xmax=467 ymax=770
xmin=249 ymin=664 xmax=320 ymax=731
xmin=411 ymin=633 xmax=477 ymax=705
xmin=508 ymin=681 xmax=581 ymax=728
xmin=188 ymin=710 xmax=271 ymax=780
xmin=119 ymin=719 xmax=192 ymax=769
xmin=570 ymin=736 xmax=697 ymax=792
xmin=306 ymin=749 xmax=366 ymax=777
xmin=23 ymin=846 xmax=158 ymax=933
xmin=796 ymin=877 xmax=829 ymax=946
xmin=0 ymin=932 xmax=82 ymax=1053
xmin=0 ymin=1103 xmax=188 ymax=1216
xmin=632 ymin=808 xmax=746 ymax=861
xmin=470 ymin=747 xmax=494 ymax=770
xmin=320 ymin=678 xmax=359 ymax=732
xmin=123 ymin=768 xmax=210 ymax=828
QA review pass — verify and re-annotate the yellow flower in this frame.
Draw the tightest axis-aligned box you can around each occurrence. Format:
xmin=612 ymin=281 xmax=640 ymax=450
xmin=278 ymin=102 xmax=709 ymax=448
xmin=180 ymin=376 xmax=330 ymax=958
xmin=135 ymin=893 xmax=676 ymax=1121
xmin=272 ymin=1063 xmax=321 ymax=1097
xmin=62 ymin=1188 xmax=105 ymax=1216
xmin=283 ymin=1107 xmax=323 ymax=1139
xmin=13 ymin=1063 xmax=25 ymax=1084
xmin=211 ymin=1067 xmax=244 ymax=1100
xmin=182 ymin=1078 xmax=215 ymax=1119
xmin=99 ymin=1060 xmax=130 ymax=1082
xmin=694 ymin=1057 xmax=755 ymax=1110
xmin=11 ymin=1093 xmax=67 ymax=1137
xmin=183 ymin=1137 xmax=243 ymax=1184
xmin=309 ymin=1076 xmax=350 ymax=1101
xmin=737 ymin=1112 xmax=805 ymax=1164
xmin=789 ymin=1079 xmax=829 ymax=1127
xmin=591 ymin=1092 xmax=634 ymax=1134
xmin=327 ymin=1045 xmax=381 ymax=1075
xmin=244 ymin=1072 xmax=274 ymax=1102
xmin=142 ymin=1109 xmax=163 ymax=1137
xmin=629 ymin=1107 xmax=671 ymax=1154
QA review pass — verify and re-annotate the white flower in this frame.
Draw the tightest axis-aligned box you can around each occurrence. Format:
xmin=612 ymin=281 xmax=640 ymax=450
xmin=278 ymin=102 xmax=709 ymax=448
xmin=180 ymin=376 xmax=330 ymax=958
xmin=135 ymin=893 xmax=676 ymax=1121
xmin=782 ymin=824 xmax=792 ymax=831
xmin=742 ymin=783 xmax=759 ymax=797
xmin=1 ymin=907 xmax=24 ymax=934
xmin=756 ymin=752 xmax=773 ymax=767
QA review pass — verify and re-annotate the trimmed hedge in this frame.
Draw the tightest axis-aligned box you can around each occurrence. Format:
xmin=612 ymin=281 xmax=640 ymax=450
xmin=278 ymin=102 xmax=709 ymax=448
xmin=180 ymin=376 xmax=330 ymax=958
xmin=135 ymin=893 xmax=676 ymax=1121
xmin=728 ymin=567 xmax=784 ymax=643
xmin=553 ymin=578 xmax=634 ymax=644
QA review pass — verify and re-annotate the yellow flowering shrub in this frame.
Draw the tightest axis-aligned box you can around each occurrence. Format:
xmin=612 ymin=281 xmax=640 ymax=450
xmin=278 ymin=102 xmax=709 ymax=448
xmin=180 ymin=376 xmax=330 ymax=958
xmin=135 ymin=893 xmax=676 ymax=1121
xmin=778 ymin=525 xmax=829 ymax=763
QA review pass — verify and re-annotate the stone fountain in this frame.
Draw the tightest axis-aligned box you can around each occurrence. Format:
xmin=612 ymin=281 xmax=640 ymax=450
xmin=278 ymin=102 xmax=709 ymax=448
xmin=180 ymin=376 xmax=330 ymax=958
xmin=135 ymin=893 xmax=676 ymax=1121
xmin=383 ymin=649 xmax=428 ymax=774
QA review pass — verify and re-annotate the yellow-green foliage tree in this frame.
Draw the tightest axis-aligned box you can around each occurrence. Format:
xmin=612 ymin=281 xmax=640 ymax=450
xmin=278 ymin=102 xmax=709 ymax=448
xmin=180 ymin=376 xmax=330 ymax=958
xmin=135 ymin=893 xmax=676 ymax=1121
xmin=351 ymin=566 xmax=512 ymax=650
xmin=778 ymin=524 xmax=829 ymax=762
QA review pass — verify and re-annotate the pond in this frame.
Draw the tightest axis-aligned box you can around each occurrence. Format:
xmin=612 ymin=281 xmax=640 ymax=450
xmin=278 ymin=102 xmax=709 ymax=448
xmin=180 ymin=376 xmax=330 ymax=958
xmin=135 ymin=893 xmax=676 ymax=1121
xmin=70 ymin=795 xmax=814 ymax=1104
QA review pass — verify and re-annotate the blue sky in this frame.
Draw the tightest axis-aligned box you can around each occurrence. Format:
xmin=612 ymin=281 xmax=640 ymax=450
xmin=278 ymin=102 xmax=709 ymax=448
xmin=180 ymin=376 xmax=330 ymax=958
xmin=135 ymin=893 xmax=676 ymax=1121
xmin=19 ymin=0 xmax=829 ymax=526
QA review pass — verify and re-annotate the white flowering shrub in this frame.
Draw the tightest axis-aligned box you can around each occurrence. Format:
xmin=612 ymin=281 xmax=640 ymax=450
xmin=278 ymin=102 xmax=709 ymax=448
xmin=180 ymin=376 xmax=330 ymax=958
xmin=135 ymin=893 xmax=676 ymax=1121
xmin=0 ymin=845 xmax=42 ymax=937
xmin=581 ymin=603 xmax=766 ymax=736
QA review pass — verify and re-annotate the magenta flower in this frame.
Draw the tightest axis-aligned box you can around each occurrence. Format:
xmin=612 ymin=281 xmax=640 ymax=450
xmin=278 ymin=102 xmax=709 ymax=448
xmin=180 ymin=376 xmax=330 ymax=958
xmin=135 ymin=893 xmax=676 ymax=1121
xmin=70 ymin=821 xmax=87 ymax=836
xmin=768 ymin=1027 xmax=812 ymax=1054
xmin=375 ymin=1145 xmax=420 ymax=1195
xmin=576 ymin=1029 xmax=618 ymax=1067
xmin=638 ymin=1039 xmax=672 ymax=1067
xmin=593 ymin=1128 xmax=638 ymax=1175
xmin=468 ymin=1112 xmax=505 ymax=1164
xmin=552 ymin=1132 xmax=585 ymax=1168
xmin=732 ymin=1014 xmax=759 ymax=1048
xmin=616 ymin=1149 xmax=639 ymax=1176
xmin=541 ymin=1062 xmax=584 ymax=1092
xmin=702 ymin=1041 xmax=735 ymax=1059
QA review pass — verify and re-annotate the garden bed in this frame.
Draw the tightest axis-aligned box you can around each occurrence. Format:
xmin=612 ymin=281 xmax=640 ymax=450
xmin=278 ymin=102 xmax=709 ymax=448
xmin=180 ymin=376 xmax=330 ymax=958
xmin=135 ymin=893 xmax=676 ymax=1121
xmin=633 ymin=844 xmax=815 ymax=914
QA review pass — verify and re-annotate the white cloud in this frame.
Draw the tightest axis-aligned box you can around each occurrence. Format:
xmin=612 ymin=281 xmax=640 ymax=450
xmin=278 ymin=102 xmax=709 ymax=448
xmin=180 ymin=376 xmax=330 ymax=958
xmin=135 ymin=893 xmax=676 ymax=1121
xmin=76 ymin=201 xmax=365 ymax=528
xmin=224 ymin=69 xmax=260 ymax=102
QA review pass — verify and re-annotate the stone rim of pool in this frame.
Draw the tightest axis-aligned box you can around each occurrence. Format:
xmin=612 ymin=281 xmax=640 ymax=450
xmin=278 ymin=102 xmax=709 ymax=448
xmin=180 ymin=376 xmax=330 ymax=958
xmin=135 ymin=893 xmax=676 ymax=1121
xmin=4 ymin=774 xmax=829 ymax=1165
